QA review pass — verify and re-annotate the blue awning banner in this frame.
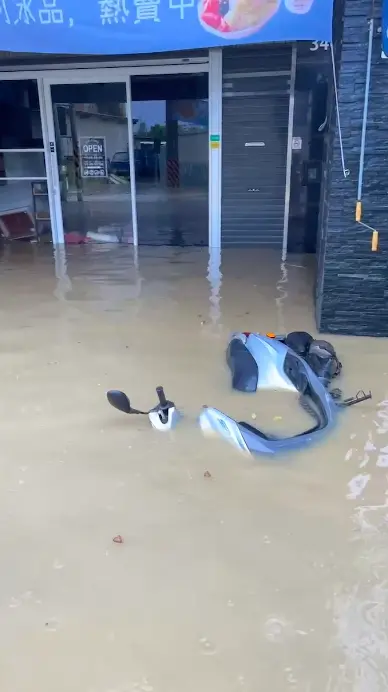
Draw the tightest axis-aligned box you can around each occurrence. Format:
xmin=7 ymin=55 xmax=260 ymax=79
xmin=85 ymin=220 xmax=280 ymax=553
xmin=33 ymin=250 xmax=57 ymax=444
xmin=0 ymin=0 xmax=333 ymax=56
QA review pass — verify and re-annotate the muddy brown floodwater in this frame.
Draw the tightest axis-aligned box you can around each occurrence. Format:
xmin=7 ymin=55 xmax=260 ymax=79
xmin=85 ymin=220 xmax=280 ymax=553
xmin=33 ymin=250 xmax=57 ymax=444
xmin=0 ymin=243 xmax=388 ymax=692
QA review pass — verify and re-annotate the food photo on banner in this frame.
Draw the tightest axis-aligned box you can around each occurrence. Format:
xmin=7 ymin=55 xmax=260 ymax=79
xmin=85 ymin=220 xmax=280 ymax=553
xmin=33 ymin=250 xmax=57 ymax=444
xmin=0 ymin=0 xmax=333 ymax=55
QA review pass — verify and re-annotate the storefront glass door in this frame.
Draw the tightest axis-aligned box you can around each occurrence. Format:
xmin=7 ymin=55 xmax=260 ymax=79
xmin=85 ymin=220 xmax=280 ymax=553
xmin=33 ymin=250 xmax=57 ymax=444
xmin=46 ymin=79 xmax=134 ymax=246
xmin=131 ymin=73 xmax=209 ymax=246
xmin=43 ymin=65 xmax=212 ymax=248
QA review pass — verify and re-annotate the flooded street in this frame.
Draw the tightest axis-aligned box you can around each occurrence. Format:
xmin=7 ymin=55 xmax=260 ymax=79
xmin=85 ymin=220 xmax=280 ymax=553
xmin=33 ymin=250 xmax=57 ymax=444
xmin=1 ymin=243 xmax=388 ymax=692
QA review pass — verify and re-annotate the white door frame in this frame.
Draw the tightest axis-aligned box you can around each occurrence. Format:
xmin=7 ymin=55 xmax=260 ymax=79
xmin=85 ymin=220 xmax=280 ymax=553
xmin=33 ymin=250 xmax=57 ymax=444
xmin=208 ymin=48 xmax=222 ymax=249
xmin=1 ymin=58 xmax=222 ymax=249
xmin=282 ymin=44 xmax=297 ymax=260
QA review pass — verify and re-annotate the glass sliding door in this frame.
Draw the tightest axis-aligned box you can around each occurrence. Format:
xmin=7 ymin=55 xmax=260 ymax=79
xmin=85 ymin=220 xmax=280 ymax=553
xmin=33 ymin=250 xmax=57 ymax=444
xmin=130 ymin=72 xmax=209 ymax=246
xmin=0 ymin=79 xmax=51 ymax=243
xmin=48 ymin=80 xmax=134 ymax=245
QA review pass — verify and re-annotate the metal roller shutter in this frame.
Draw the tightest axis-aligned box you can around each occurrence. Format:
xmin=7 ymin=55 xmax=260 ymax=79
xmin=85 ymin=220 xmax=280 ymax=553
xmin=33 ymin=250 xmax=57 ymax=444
xmin=221 ymin=45 xmax=292 ymax=247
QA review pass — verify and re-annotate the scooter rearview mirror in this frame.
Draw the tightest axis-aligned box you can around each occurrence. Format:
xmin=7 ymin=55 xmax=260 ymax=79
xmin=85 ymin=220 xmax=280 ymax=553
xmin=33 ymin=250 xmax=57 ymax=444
xmin=107 ymin=390 xmax=134 ymax=415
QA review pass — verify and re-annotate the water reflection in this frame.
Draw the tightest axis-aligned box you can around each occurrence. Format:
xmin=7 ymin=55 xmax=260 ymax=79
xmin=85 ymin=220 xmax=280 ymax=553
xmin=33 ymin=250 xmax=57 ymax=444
xmin=207 ymin=246 xmax=222 ymax=327
xmin=275 ymin=258 xmax=288 ymax=335
xmin=53 ymin=246 xmax=72 ymax=301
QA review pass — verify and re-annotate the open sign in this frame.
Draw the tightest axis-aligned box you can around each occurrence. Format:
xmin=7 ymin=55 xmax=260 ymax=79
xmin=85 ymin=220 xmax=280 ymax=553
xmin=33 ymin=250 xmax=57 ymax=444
xmin=83 ymin=143 xmax=103 ymax=153
xmin=79 ymin=136 xmax=107 ymax=179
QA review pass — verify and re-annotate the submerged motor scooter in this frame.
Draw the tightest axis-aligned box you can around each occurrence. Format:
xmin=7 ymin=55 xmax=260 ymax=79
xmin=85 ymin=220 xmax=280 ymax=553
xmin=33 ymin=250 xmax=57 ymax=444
xmin=199 ymin=332 xmax=372 ymax=457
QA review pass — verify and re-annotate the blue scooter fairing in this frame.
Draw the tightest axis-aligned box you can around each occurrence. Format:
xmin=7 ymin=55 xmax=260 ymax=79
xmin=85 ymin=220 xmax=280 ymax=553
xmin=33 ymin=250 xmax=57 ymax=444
xmin=199 ymin=332 xmax=362 ymax=457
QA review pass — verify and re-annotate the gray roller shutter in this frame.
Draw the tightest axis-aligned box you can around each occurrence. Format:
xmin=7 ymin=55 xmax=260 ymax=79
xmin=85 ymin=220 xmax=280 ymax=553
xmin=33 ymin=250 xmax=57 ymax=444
xmin=222 ymin=45 xmax=292 ymax=247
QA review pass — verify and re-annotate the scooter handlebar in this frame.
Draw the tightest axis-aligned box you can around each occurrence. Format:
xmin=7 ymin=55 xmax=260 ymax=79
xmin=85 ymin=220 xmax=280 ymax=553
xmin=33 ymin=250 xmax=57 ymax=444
xmin=156 ymin=386 xmax=167 ymax=407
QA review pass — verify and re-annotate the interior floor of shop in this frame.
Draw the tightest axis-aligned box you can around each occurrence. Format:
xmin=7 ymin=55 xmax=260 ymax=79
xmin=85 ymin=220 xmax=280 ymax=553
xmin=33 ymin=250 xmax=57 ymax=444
xmin=0 ymin=243 xmax=387 ymax=692
xmin=62 ymin=184 xmax=208 ymax=245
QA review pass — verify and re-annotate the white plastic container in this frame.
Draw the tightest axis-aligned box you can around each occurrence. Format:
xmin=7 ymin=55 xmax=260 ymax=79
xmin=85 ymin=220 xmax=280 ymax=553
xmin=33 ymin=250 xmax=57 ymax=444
xmin=284 ymin=0 xmax=314 ymax=14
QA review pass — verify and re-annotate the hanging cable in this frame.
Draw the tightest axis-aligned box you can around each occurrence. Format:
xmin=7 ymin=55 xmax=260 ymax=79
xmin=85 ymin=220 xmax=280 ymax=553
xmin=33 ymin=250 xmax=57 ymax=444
xmin=355 ymin=14 xmax=379 ymax=251
xmin=357 ymin=18 xmax=374 ymax=206
xmin=330 ymin=41 xmax=350 ymax=179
